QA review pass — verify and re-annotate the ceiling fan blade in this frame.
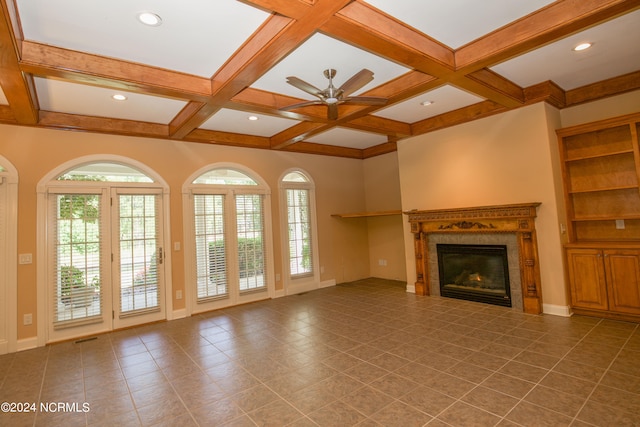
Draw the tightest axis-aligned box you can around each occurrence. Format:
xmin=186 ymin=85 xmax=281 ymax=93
xmin=285 ymin=76 xmax=324 ymax=97
xmin=337 ymin=69 xmax=374 ymax=97
xmin=328 ymin=103 xmax=338 ymax=120
xmin=343 ymin=96 xmax=388 ymax=105
xmin=280 ymin=100 xmax=324 ymax=111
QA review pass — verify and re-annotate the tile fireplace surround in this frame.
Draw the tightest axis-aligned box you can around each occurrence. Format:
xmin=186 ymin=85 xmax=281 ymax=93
xmin=405 ymin=203 xmax=543 ymax=315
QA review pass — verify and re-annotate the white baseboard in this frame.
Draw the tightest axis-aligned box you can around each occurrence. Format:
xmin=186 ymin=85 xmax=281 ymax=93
xmin=17 ymin=337 xmax=39 ymax=352
xmin=406 ymin=284 xmax=416 ymax=293
xmin=274 ymin=289 xmax=286 ymax=299
xmin=319 ymin=279 xmax=336 ymax=289
xmin=543 ymin=303 xmax=572 ymax=317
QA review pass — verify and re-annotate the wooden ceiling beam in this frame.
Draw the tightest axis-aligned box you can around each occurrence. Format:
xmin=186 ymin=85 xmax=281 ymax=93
xmin=281 ymin=141 xmax=363 ymax=159
xmin=322 ymin=3 xmax=526 ymax=108
xmin=565 ymin=69 xmax=640 ymax=106
xmin=363 ymin=142 xmax=398 ymax=159
xmin=20 ymin=42 xmax=212 ymax=101
xmin=185 ymin=129 xmax=271 ymax=150
xmin=170 ymin=0 xmax=354 ymax=139
xmin=0 ymin=0 xmax=38 ymax=124
xmin=38 ymin=111 xmax=169 ymax=138
xmin=456 ymin=0 xmax=640 ymax=71
xmin=411 ymin=100 xmax=508 ymax=135
xmin=239 ymin=0 xmax=312 ymax=20
xmin=0 ymin=104 xmax=15 ymax=123
xmin=343 ymin=115 xmax=411 ymax=138
xmin=323 ymin=4 xmax=454 ymax=77
xmin=455 ymin=68 xmax=524 ymax=107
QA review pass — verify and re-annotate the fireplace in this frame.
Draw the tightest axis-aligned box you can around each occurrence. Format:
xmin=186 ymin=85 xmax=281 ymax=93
xmin=405 ymin=203 xmax=543 ymax=314
xmin=437 ymin=244 xmax=511 ymax=307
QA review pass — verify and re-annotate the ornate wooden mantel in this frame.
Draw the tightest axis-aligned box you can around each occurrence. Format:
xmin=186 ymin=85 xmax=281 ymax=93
xmin=405 ymin=203 xmax=543 ymax=314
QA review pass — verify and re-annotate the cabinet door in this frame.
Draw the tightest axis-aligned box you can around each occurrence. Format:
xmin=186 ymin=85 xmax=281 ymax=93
xmin=605 ymin=249 xmax=640 ymax=315
xmin=566 ymin=249 xmax=608 ymax=310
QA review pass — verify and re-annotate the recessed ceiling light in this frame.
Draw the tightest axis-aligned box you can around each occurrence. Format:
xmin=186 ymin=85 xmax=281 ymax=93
xmin=137 ymin=12 xmax=162 ymax=27
xmin=248 ymin=116 xmax=259 ymax=121
xmin=112 ymin=94 xmax=127 ymax=101
xmin=573 ymin=42 xmax=592 ymax=51
xmin=421 ymin=100 xmax=434 ymax=106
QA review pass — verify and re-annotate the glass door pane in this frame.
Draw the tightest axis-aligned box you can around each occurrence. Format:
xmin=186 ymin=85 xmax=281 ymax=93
xmin=117 ymin=193 xmax=161 ymax=318
xmin=235 ymin=194 xmax=266 ymax=292
xmin=194 ymin=194 xmax=228 ymax=302
xmin=53 ymin=193 xmax=102 ymax=326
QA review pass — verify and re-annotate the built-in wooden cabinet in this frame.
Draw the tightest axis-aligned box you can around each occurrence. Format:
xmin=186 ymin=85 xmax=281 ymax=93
xmin=558 ymin=113 xmax=640 ymax=321
xmin=566 ymin=246 xmax=640 ymax=317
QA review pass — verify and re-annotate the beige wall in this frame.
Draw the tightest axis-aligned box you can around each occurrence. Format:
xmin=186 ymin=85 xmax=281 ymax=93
xmin=397 ymin=91 xmax=640 ymax=312
xmin=0 ymin=124 xmax=373 ymax=341
xmin=363 ymin=152 xmax=406 ymax=281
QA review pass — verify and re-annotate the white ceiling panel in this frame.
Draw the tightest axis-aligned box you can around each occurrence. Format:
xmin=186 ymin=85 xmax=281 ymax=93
xmin=35 ymin=78 xmax=187 ymax=123
xmin=200 ymin=109 xmax=299 ymax=136
xmin=491 ymin=10 xmax=640 ymax=90
xmin=373 ymin=85 xmax=485 ymax=123
xmin=16 ymin=0 xmax=269 ymax=77
xmin=364 ymin=0 xmax=555 ymax=48
xmin=0 ymin=88 xmax=7 ymax=105
xmin=307 ymin=127 xmax=389 ymax=150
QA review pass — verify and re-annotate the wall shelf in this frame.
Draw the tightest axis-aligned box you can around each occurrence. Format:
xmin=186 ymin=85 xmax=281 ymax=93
xmin=331 ymin=210 xmax=402 ymax=218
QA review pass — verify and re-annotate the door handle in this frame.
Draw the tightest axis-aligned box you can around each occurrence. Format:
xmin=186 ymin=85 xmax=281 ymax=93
xmin=157 ymin=247 xmax=163 ymax=265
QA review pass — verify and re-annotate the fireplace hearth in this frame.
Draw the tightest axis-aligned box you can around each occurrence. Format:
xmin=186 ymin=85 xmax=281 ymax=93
xmin=437 ymin=244 xmax=511 ymax=307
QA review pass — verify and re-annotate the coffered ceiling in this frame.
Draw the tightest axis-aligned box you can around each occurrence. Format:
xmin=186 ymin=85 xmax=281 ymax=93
xmin=1 ymin=0 xmax=639 ymax=158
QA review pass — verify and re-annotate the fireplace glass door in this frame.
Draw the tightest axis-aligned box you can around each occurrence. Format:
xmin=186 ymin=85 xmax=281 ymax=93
xmin=437 ymin=244 xmax=511 ymax=307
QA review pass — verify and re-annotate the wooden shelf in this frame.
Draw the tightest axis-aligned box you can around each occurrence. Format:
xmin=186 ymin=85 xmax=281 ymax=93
xmin=332 ymin=210 xmax=402 ymax=218
xmin=569 ymin=184 xmax=639 ymax=194
xmin=564 ymin=148 xmax=634 ymax=162
xmin=571 ymin=215 xmax=640 ymax=221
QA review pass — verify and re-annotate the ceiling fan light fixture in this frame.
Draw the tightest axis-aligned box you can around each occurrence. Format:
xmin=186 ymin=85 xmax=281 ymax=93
xmin=573 ymin=42 xmax=592 ymax=52
xmin=325 ymin=97 xmax=339 ymax=104
xmin=137 ymin=11 xmax=162 ymax=27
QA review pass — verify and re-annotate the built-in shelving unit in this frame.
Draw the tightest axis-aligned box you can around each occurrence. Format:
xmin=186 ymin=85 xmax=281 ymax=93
xmin=557 ymin=112 xmax=640 ymax=321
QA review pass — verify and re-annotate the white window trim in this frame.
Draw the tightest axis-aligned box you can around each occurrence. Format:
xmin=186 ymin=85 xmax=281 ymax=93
xmin=36 ymin=155 xmax=173 ymax=347
xmin=278 ymin=168 xmax=320 ymax=296
xmin=182 ymin=163 xmax=275 ymax=315
xmin=0 ymin=157 xmax=18 ymax=354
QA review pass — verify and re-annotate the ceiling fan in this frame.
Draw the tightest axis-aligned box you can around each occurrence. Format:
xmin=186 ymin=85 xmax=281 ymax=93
xmin=281 ymin=68 xmax=387 ymax=120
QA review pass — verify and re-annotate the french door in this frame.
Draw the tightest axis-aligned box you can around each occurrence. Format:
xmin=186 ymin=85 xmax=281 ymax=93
xmin=189 ymin=190 xmax=269 ymax=313
xmin=48 ymin=187 xmax=165 ymax=342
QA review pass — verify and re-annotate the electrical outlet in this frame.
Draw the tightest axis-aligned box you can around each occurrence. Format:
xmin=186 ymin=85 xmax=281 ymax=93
xmin=19 ymin=253 xmax=32 ymax=264
xmin=23 ymin=313 xmax=32 ymax=325
xmin=176 ymin=290 xmax=182 ymax=300
xmin=615 ymin=219 xmax=626 ymax=230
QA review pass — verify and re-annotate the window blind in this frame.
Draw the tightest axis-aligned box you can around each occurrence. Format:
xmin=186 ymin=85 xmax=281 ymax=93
xmin=193 ymin=194 xmax=228 ymax=302
xmin=235 ymin=194 xmax=266 ymax=292
xmin=51 ymin=193 xmax=103 ymax=329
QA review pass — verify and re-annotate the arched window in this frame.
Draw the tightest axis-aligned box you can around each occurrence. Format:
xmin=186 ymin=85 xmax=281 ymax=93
xmin=37 ymin=157 xmax=170 ymax=344
xmin=279 ymin=169 xmax=320 ymax=295
xmin=183 ymin=164 xmax=273 ymax=313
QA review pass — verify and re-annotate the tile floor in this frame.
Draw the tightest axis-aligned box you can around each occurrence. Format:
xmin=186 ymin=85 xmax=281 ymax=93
xmin=1 ymin=278 xmax=639 ymax=427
